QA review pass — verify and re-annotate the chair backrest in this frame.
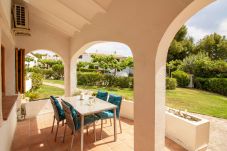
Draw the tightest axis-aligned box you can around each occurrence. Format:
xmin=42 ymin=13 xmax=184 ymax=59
xmin=61 ymin=101 xmax=75 ymax=132
xmin=108 ymin=94 xmax=122 ymax=118
xmin=96 ymin=90 xmax=108 ymax=101
xmin=50 ymin=96 xmax=61 ymax=121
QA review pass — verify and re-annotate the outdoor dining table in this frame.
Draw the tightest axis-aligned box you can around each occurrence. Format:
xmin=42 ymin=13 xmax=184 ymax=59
xmin=62 ymin=96 xmax=117 ymax=151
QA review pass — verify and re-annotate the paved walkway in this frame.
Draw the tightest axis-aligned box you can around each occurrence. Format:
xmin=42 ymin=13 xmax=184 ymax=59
xmin=43 ymin=82 xmax=64 ymax=89
xmin=192 ymin=114 xmax=227 ymax=151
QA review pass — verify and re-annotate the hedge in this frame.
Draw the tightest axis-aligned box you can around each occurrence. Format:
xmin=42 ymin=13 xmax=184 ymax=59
xmin=194 ymin=77 xmax=227 ymax=96
xmin=77 ymin=72 xmax=133 ymax=88
xmin=172 ymin=70 xmax=190 ymax=87
xmin=166 ymin=77 xmax=177 ymax=90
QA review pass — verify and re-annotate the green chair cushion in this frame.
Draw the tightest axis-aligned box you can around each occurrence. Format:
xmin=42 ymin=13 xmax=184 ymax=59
xmin=61 ymin=99 xmax=78 ymax=119
xmin=50 ymin=96 xmax=65 ymax=120
xmin=96 ymin=90 xmax=108 ymax=101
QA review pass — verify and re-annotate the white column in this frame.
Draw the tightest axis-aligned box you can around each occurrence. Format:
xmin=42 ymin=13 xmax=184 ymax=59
xmin=69 ymin=58 xmax=77 ymax=96
xmin=64 ymin=59 xmax=71 ymax=97
xmin=134 ymin=49 xmax=165 ymax=151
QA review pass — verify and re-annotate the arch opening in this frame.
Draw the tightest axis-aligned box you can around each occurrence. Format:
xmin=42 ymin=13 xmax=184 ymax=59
xmin=24 ymin=49 xmax=65 ymax=101
xmin=155 ymin=0 xmax=227 ymax=150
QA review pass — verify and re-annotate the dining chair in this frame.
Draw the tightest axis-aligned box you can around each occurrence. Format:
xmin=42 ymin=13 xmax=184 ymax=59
xmin=96 ymin=94 xmax=123 ymax=139
xmin=61 ymin=100 xmax=99 ymax=150
xmin=50 ymin=96 xmax=65 ymax=142
xmin=96 ymin=90 xmax=108 ymax=101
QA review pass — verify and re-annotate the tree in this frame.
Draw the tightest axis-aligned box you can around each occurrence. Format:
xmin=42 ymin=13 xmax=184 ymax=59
xmin=91 ymin=55 xmax=133 ymax=76
xmin=195 ymin=33 xmax=227 ymax=60
xmin=167 ymin=25 xmax=195 ymax=62
xmin=52 ymin=64 xmax=64 ymax=79
xmin=25 ymin=56 xmax=34 ymax=68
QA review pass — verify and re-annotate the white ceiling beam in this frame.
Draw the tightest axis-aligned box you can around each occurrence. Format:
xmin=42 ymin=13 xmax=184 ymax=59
xmin=27 ymin=2 xmax=81 ymax=32
xmin=28 ymin=0 xmax=90 ymax=28
xmin=28 ymin=5 xmax=78 ymax=37
xmin=57 ymin=0 xmax=92 ymax=24
xmin=88 ymin=0 xmax=107 ymax=13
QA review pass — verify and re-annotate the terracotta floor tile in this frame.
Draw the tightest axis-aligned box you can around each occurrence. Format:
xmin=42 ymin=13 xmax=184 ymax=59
xmin=12 ymin=113 xmax=186 ymax=151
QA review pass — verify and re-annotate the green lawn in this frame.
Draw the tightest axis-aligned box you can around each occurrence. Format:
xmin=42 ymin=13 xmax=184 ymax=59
xmin=44 ymin=79 xmax=64 ymax=85
xmin=166 ymin=88 xmax=227 ymax=119
xmin=40 ymin=79 xmax=227 ymax=119
xmin=34 ymin=85 xmax=64 ymax=99
xmin=78 ymin=85 xmax=134 ymax=101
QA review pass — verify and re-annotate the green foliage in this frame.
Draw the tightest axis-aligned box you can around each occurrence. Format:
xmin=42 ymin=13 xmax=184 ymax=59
xmin=91 ymin=55 xmax=133 ymax=76
xmin=180 ymin=52 xmax=211 ymax=75
xmin=194 ymin=78 xmax=227 ymax=96
xmin=172 ymin=70 xmax=190 ymax=87
xmin=42 ymin=69 xmax=54 ymax=79
xmin=167 ymin=25 xmax=195 ymax=62
xmin=77 ymin=72 xmax=133 ymax=88
xmin=52 ymin=64 xmax=64 ymax=79
xmin=181 ymin=52 xmax=227 ymax=78
xmin=25 ymin=91 xmax=39 ymax=101
xmin=115 ymin=77 xmax=133 ymax=88
xmin=166 ymin=60 xmax=182 ymax=76
xmin=166 ymin=78 xmax=177 ymax=90
xmin=31 ymin=72 xmax=43 ymax=90
xmin=77 ymin=72 xmax=103 ymax=86
xmin=25 ymin=56 xmax=34 ymax=62
xmin=39 ymin=59 xmax=62 ymax=69
xmin=77 ymin=68 xmax=100 ymax=73
xmin=195 ymin=33 xmax=227 ymax=60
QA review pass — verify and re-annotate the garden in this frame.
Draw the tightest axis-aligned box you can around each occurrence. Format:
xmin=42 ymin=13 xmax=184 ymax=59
xmin=24 ymin=25 xmax=227 ymax=119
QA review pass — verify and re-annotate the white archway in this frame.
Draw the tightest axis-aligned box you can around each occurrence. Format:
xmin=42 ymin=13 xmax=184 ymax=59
xmin=25 ymin=49 xmax=66 ymax=96
xmin=155 ymin=0 xmax=215 ymax=150
xmin=69 ymin=41 xmax=134 ymax=96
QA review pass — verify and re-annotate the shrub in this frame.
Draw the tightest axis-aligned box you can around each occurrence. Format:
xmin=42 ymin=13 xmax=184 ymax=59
xmin=77 ymin=72 xmax=133 ymax=88
xmin=194 ymin=78 xmax=227 ymax=96
xmin=115 ymin=77 xmax=133 ymax=88
xmin=77 ymin=72 xmax=103 ymax=86
xmin=166 ymin=77 xmax=177 ymax=90
xmin=172 ymin=70 xmax=190 ymax=87
xmin=25 ymin=91 xmax=39 ymax=101
xmin=42 ymin=69 xmax=54 ymax=79
xmin=31 ymin=72 xmax=43 ymax=90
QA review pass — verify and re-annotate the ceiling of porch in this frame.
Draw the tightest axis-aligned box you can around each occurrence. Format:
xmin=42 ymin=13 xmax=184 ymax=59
xmin=23 ymin=0 xmax=112 ymax=37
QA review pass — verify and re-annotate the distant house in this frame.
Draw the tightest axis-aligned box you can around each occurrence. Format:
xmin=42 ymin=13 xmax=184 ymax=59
xmin=42 ymin=54 xmax=61 ymax=60
xmin=25 ymin=53 xmax=39 ymax=68
xmin=77 ymin=52 xmax=133 ymax=77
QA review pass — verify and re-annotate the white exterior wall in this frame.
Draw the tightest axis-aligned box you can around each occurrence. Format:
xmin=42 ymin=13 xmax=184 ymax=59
xmin=0 ymin=102 xmax=17 ymax=151
xmin=77 ymin=53 xmax=92 ymax=62
xmin=15 ymin=19 xmax=71 ymax=96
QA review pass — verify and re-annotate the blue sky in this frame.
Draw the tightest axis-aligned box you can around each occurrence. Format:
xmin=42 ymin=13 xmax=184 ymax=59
xmin=186 ymin=0 xmax=227 ymax=42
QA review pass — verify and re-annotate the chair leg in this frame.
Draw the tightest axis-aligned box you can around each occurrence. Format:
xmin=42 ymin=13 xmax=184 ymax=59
xmin=62 ymin=120 xmax=65 ymax=126
xmin=93 ymin=122 xmax=96 ymax=142
xmin=110 ymin=118 xmax=112 ymax=126
xmin=100 ymin=119 xmax=103 ymax=139
xmin=63 ymin=124 xmax=67 ymax=143
xmin=55 ymin=122 xmax=59 ymax=142
xmin=51 ymin=116 xmax=55 ymax=133
xmin=70 ymin=133 xmax=75 ymax=151
xmin=119 ymin=118 xmax=122 ymax=133
xmin=86 ymin=126 xmax=89 ymax=135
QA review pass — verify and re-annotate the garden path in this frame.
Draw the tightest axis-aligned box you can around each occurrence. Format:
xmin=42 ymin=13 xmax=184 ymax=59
xmin=43 ymin=81 xmax=64 ymax=89
xmin=192 ymin=113 xmax=227 ymax=151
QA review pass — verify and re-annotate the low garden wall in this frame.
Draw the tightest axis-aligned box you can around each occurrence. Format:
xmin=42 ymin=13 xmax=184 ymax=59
xmin=24 ymin=98 xmax=134 ymax=120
